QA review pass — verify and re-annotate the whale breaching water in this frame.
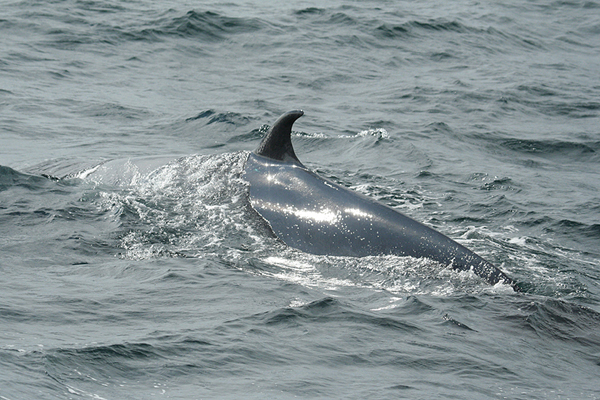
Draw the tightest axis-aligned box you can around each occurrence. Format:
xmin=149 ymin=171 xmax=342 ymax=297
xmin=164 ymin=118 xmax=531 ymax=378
xmin=244 ymin=110 xmax=518 ymax=290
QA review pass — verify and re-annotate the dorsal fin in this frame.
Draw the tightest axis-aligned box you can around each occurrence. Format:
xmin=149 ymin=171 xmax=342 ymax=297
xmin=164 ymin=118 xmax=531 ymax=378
xmin=254 ymin=110 xmax=304 ymax=164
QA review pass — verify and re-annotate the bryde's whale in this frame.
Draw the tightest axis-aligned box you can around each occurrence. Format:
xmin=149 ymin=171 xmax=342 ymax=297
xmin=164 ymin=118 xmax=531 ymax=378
xmin=244 ymin=110 xmax=518 ymax=290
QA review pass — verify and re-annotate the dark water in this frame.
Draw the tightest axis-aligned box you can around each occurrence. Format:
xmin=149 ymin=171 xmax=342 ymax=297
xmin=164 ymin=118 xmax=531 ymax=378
xmin=1 ymin=0 xmax=600 ymax=398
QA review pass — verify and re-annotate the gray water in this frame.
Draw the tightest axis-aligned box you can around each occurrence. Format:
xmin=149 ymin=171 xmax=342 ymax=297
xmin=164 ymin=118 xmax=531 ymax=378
xmin=1 ymin=0 xmax=600 ymax=399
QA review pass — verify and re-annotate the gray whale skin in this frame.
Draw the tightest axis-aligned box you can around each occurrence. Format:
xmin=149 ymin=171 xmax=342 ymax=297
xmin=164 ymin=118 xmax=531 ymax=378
xmin=244 ymin=110 xmax=519 ymax=290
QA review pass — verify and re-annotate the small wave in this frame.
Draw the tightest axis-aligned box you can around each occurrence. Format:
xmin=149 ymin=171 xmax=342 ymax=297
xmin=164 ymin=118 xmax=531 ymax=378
xmin=185 ymin=109 xmax=254 ymax=126
xmin=0 ymin=165 xmax=62 ymax=192
xmin=164 ymin=10 xmax=263 ymax=39
xmin=410 ymin=19 xmax=469 ymax=32
xmin=479 ymin=177 xmax=519 ymax=192
xmin=134 ymin=10 xmax=265 ymax=43
xmin=513 ymin=298 xmax=600 ymax=345
xmin=44 ymin=342 xmax=166 ymax=395
xmin=373 ymin=23 xmax=412 ymax=39
xmin=295 ymin=7 xmax=327 ymax=16
xmin=499 ymin=87 xmax=600 ymax=118
xmin=373 ymin=19 xmax=478 ymax=40
xmin=547 ymin=219 xmax=600 ymax=243
xmin=355 ymin=128 xmax=390 ymax=140
xmin=371 ymin=17 xmax=548 ymax=56
xmin=295 ymin=7 xmax=359 ymax=26
xmin=227 ymin=125 xmax=270 ymax=144
xmin=258 ymin=297 xmax=420 ymax=333
xmin=23 ymin=7 xmax=267 ymax=47
xmin=499 ymin=138 xmax=598 ymax=161
xmin=50 ymin=342 xmax=158 ymax=364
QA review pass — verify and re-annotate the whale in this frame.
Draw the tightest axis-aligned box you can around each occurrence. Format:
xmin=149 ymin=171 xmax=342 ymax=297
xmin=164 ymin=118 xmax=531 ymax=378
xmin=24 ymin=110 xmax=518 ymax=290
xmin=244 ymin=110 xmax=519 ymax=290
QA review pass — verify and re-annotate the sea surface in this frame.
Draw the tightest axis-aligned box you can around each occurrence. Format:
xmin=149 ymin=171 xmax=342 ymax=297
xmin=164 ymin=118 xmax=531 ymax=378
xmin=1 ymin=0 xmax=600 ymax=399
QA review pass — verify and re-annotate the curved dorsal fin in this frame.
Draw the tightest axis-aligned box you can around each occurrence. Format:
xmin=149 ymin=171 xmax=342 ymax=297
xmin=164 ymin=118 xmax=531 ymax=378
xmin=254 ymin=110 xmax=304 ymax=164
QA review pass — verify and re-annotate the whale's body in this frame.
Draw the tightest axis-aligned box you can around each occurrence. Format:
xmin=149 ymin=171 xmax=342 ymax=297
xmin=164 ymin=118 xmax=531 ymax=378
xmin=245 ymin=110 xmax=517 ymax=289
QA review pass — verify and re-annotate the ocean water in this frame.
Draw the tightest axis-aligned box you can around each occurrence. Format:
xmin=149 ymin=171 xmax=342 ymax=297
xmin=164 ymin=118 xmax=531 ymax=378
xmin=1 ymin=0 xmax=599 ymax=398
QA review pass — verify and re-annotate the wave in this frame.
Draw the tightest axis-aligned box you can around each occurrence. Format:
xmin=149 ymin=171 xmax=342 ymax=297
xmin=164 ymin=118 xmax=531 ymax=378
xmin=548 ymin=219 xmax=600 ymax=243
xmin=42 ymin=294 xmax=600 ymax=394
xmin=366 ymin=16 xmax=545 ymax=53
xmin=0 ymin=165 xmax=55 ymax=192
xmin=500 ymin=85 xmax=600 ymax=118
xmin=5 ymin=3 xmax=548 ymax=53
xmin=258 ymin=297 xmax=421 ymax=333
xmin=9 ymin=6 xmax=268 ymax=48
xmin=501 ymin=138 xmax=598 ymax=155
xmin=185 ymin=109 xmax=255 ymax=126
xmin=40 ymin=297 xmax=422 ymax=381
xmin=511 ymin=297 xmax=600 ymax=344
xmin=373 ymin=19 xmax=467 ymax=40
xmin=137 ymin=10 xmax=266 ymax=42
xmin=477 ymin=136 xmax=600 ymax=166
